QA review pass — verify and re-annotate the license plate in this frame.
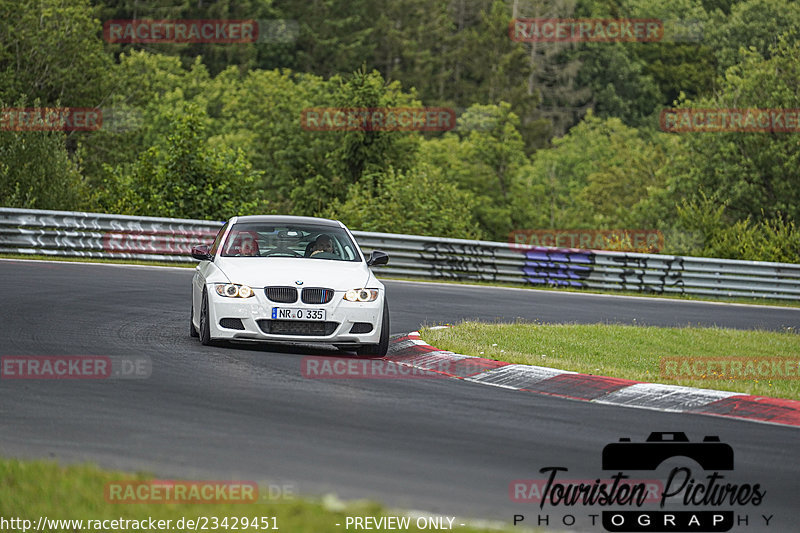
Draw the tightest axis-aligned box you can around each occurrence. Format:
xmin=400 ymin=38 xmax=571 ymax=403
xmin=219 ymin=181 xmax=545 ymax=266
xmin=271 ymin=308 xmax=326 ymax=321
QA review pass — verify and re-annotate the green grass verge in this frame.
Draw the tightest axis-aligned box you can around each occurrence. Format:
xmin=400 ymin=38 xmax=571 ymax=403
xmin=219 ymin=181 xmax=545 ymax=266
xmin=420 ymin=322 xmax=800 ymax=400
xmin=0 ymin=458 xmax=513 ymax=532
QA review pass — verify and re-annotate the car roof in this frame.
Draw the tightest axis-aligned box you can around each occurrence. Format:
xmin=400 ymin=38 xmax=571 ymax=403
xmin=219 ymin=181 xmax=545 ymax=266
xmin=230 ymin=215 xmax=343 ymax=228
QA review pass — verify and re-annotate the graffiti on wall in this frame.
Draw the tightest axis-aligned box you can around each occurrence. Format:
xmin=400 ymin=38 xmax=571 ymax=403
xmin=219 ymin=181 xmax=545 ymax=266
xmin=520 ymin=247 xmax=595 ymax=288
xmin=417 ymin=242 xmax=500 ymax=281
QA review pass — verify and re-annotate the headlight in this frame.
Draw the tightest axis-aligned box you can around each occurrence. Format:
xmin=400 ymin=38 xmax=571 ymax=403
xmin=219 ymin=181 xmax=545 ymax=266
xmin=215 ymin=283 xmax=255 ymax=298
xmin=343 ymin=288 xmax=379 ymax=302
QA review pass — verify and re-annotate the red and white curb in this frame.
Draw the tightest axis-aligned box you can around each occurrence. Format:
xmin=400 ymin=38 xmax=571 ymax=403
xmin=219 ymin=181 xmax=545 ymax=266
xmin=387 ymin=332 xmax=800 ymax=428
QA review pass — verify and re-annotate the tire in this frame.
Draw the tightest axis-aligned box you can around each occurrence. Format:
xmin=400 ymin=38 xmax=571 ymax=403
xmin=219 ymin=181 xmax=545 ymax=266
xmin=356 ymin=299 xmax=389 ymax=357
xmin=199 ymin=288 xmax=215 ymax=346
xmin=190 ymin=300 xmax=199 ymax=337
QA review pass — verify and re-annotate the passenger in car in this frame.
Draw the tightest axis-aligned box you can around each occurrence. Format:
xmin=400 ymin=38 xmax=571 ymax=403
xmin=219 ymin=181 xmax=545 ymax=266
xmin=309 ymin=235 xmax=334 ymax=257
xmin=240 ymin=235 xmax=259 ymax=256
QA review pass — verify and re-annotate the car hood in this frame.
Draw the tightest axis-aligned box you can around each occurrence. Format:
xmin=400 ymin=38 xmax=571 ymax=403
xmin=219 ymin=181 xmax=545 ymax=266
xmin=215 ymin=257 xmax=373 ymax=289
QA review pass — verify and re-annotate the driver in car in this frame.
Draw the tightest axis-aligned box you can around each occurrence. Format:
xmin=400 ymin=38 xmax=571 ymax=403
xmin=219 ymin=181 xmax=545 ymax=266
xmin=310 ymin=235 xmax=334 ymax=257
xmin=240 ymin=237 xmax=257 ymax=256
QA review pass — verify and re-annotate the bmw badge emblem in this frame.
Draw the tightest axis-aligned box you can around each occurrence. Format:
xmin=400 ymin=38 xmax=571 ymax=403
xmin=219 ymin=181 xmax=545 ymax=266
xmin=295 ymin=280 xmax=304 ymax=285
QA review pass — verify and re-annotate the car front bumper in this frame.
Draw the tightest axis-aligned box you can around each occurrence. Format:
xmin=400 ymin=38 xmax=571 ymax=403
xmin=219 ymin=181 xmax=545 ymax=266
xmin=206 ymin=285 xmax=385 ymax=345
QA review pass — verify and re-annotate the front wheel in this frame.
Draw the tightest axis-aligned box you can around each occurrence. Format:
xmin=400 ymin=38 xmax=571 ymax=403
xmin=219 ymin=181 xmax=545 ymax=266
xmin=199 ymin=289 xmax=216 ymax=346
xmin=190 ymin=300 xmax=199 ymax=337
xmin=356 ymin=299 xmax=389 ymax=357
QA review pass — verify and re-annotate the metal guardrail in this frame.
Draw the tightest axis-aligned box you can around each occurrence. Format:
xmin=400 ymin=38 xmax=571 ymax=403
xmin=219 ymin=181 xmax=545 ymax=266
xmin=2 ymin=207 xmax=799 ymax=301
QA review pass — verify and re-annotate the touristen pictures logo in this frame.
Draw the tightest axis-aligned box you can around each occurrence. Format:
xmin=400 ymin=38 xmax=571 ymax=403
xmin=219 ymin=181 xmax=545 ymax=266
xmin=511 ymin=432 xmax=769 ymax=532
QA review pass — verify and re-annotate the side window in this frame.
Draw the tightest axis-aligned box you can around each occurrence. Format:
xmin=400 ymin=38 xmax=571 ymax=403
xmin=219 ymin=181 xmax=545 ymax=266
xmin=209 ymin=222 xmax=229 ymax=255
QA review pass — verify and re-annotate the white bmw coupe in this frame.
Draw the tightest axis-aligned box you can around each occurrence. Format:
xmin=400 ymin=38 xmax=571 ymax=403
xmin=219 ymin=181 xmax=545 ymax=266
xmin=190 ymin=215 xmax=390 ymax=356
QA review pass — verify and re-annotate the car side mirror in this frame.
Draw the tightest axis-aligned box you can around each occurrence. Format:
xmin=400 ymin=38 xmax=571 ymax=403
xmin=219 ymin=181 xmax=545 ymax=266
xmin=191 ymin=244 xmax=213 ymax=261
xmin=367 ymin=250 xmax=389 ymax=267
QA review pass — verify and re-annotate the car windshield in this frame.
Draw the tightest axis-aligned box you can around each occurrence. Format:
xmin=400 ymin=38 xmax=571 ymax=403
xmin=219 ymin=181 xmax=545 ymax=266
xmin=220 ymin=222 xmax=361 ymax=262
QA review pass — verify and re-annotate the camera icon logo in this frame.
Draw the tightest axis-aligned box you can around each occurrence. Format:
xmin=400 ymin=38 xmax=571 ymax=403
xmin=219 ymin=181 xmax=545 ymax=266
xmin=602 ymin=432 xmax=734 ymax=471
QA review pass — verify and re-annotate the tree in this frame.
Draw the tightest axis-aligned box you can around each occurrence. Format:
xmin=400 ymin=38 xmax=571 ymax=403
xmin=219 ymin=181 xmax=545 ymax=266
xmin=0 ymin=98 xmax=88 ymax=211
xmin=576 ymin=42 xmax=663 ymax=129
xmin=274 ymin=0 xmax=376 ymax=77
xmin=0 ymin=0 xmax=112 ymax=106
xmin=93 ymin=0 xmax=284 ymax=75
xmin=196 ymin=66 xmax=331 ymax=212
xmin=624 ymin=0 xmax=715 ymax=105
xmin=290 ymin=67 xmax=421 ymax=216
xmin=705 ymin=0 xmax=800 ymax=73
xmin=517 ymin=111 xmax=673 ymax=229
xmin=326 ymin=165 xmax=483 ymax=239
xmin=101 ymin=104 xmax=263 ymax=220
xmin=419 ymin=103 xmax=530 ymax=240
xmin=676 ymin=194 xmax=799 ymax=262
xmin=77 ymin=51 xmax=214 ymax=188
xmin=657 ymin=34 xmax=800 ymax=225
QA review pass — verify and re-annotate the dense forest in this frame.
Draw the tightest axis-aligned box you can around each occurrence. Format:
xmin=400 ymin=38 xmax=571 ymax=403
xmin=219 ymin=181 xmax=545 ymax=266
xmin=1 ymin=0 xmax=798 ymax=261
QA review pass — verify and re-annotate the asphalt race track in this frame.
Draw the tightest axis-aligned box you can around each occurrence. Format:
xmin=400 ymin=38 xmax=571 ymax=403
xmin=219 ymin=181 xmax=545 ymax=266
xmin=1 ymin=259 xmax=798 ymax=532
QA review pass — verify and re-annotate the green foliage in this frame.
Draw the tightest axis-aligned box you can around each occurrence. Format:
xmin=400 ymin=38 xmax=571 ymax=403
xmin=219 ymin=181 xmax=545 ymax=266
xmin=676 ymin=194 xmax=800 ymax=262
xmin=93 ymin=0 xmax=282 ymax=75
xmin=656 ymin=34 xmax=800 ymax=231
xmin=207 ymin=67 xmax=331 ymax=209
xmin=289 ymin=67 xmax=422 ymax=216
xmin=519 ymin=111 xmax=673 ymax=229
xmin=78 ymin=52 xmax=215 ymax=188
xmin=419 ymin=103 xmax=530 ymax=240
xmin=0 ymin=98 xmax=88 ymax=210
xmin=100 ymin=104 xmax=263 ymax=220
xmin=326 ymin=166 xmax=482 ymax=239
xmin=624 ymin=0 xmax=715 ymax=104
xmin=1 ymin=0 xmax=798 ymax=263
xmin=706 ymin=0 xmax=800 ymax=72
xmin=327 ymin=67 xmax=420 ymax=187
xmin=576 ymin=42 xmax=663 ymax=128
xmin=0 ymin=0 xmax=112 ymax=105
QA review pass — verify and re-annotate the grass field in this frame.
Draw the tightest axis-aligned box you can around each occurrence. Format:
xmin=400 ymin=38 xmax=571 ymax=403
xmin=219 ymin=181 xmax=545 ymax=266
xmin=420 ymin=322 xmax=800 ymax=400
xmin=0 ymin=458 xmax=514 ymax=532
